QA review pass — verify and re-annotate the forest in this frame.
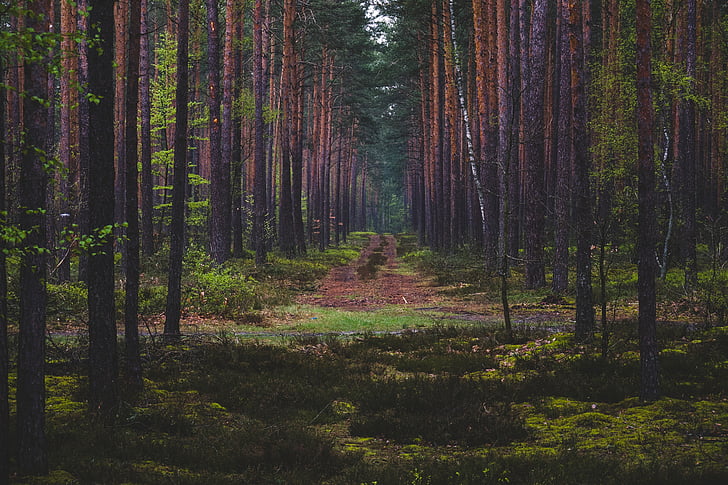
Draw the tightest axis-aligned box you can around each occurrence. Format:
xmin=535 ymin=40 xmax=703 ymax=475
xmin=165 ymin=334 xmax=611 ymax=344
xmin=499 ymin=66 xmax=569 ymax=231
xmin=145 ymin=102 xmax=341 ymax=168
xmin=1 ymin=0 xmax=728 ymax=483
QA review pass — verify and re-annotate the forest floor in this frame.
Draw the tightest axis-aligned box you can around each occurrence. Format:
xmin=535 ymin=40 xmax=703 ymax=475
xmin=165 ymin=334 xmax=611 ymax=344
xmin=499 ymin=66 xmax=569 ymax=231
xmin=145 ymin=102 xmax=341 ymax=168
xmin=14 ymin=234 xmax=728 ymax=484
xmin=294 ymin=233 xmax=573 ymax=330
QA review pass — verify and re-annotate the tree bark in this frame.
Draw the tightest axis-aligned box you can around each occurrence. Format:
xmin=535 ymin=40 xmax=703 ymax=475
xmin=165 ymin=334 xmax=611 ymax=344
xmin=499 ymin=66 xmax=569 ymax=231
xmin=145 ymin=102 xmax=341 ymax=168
xmin=552 ymin=0 xmax=571 ymax=295
xmin=124 ymin=0 xmax=143 ymax=390
xmin=165 ymin=0 xmax=190 ymax=336
xmin=17 ymin=2 xmax=51 ymax=473
xmin=523 ymin=0 xmax=547 ymax=289
xmin=278 ymin=0 xmax=296 ymax=257
xmin=222 ymin=0 xmax=238 ymax=258
xmin=253 ymin=0 xmax=268 ymax=265
xmin=0 ymin=54 xmax=9 ymax=485
xmin=636 ymin=0 xmax=659 ymax=401
xmin=140 ymin=0 xmax=154 ymax=256
xmin=208 ymin=0 xmax=230 ymax=263
xmin=88 ymin=0 xmax=119 ymax=415
xmin=569 ymin=0 xmax=595 ymax=341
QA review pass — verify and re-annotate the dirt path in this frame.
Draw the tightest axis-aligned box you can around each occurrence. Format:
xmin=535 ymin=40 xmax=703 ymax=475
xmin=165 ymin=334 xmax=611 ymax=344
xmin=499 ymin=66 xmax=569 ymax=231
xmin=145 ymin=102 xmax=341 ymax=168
xmin=296 ymin=234 xmax=439 ymax=310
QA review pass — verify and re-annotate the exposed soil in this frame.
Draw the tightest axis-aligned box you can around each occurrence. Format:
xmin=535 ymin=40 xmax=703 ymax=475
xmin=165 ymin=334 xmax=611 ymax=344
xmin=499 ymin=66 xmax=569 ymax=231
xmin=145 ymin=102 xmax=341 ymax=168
xmin=296 ymin=234 xmax=440 ymax=310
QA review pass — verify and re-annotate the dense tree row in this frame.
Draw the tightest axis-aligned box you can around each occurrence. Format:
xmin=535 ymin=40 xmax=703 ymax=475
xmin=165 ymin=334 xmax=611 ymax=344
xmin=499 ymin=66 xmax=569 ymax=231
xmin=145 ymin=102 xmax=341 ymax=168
xmin=394 ymin=0 xmax=726 ymax=290
xmin=0 ymin=0 xmax=381 ymax=478
xmin=386 ymin=0 xmax=727 ymax=397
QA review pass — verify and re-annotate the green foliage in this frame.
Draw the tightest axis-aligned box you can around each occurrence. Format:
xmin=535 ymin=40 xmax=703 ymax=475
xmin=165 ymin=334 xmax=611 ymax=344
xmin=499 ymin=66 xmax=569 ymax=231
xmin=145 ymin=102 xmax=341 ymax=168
xmin=22 ymin=321 xmax=728 ymax=483
xmin=47 ymin=282 xmax=88 ymax=323
xmin=184 ymin=265 xmax=261 ymax=318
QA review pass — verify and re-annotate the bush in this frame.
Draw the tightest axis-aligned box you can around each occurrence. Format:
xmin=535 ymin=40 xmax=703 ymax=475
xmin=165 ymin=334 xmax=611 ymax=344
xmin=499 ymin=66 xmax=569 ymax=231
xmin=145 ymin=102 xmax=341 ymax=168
xmin=185 ymin=268 xmax=261 ymax=317
xmin=47 ymin=282 xmax=88 ymax=323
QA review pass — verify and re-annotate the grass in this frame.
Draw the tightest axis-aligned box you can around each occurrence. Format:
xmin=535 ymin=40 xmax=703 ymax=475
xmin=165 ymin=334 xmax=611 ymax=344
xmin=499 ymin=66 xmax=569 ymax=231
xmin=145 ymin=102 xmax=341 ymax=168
xmin=9 ymin=322 xmax=728 ymax=484
xmin=7 ymin=233 xmax=728 ymax=483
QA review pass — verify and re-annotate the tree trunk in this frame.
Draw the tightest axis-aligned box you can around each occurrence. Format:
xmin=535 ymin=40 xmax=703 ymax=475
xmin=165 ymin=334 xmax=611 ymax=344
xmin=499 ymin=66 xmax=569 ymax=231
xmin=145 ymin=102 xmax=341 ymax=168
xmin=677 ymin=0 xmax=697 ymax=289
xmin=17 ymin=3 xmax=51 ymax=473
xmin=523 ymin=0 xmax=547 ymax=289
xmin=222 ymin=0 xmax=238 ymax=258
xmin=0 ymin=55 xmax=9 ymax=485
xmin=569 ymin=0 xmax=595 ymax=341
xmin=552 ymin=0 xmax=571 ymax=295
xmin=208 ymin=0 xmax=230 ymax=263
xmin=164 ymin=0 xmax=190 ymax=336
xmin=636 ymin=0 xmax=659 ymax=402
xmin=124 ymin=0 xmax=143 ymax=390
xmin=278 ymin=0 xmax=296 ymax=257
xmin=140 ymin=0 xmax=154 ymax=256
xmin=253 ymin=0 xmax=268 ymax=265
xmin=77 ymin=0 xmax=91 ymax=282
xmin=88 ymin=0 xmax=119 ymax=415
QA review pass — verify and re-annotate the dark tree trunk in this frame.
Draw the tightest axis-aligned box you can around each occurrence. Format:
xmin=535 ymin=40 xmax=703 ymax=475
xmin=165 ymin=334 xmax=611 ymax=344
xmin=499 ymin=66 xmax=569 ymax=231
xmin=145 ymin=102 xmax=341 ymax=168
xmin=278 ymin=0 xmax=296 ymax=257
xmin=523 ymin=0 xmax=547 ymax=289
xmin=140 ymin=0 xmax=154 ymax=256
xmin=77 ymin=0 xmax=91 ymax=282
xmin=165 ymin=0 xmax=190 ymax=336
xmin=222 ymin=0 xmax=237 ymax=258
xmin=636 ymin=0 xmax=659 ymax=401
xmin=0 ymin=55 xmax=9 ymax=485
xmin=570 ymin=0 xmax=595 ymax=341
xmin=552 ymin=0 xmax=571 ymax=295
xmin=88 ymin=0 xmax=119 ymax=415
xmin=18 ymin=2 xmax=51 ymax=474
xmin=677 ymin=0 xmax=697 ymax=288
xmin=208 ymin=0 xmax=230 ymax=263
xmin=253 ymin=0 xmax=268 ymax=265
xmin=292 ymin=52 xmax=306 ymax=254
xmin=124 ymin=0 xmax=143 ymax=390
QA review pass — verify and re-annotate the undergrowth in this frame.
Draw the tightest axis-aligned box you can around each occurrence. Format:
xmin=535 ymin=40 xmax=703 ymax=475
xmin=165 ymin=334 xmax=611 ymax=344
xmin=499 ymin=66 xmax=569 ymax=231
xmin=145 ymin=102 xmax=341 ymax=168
xmin=10 ymin=323 xmax=728 ymax=484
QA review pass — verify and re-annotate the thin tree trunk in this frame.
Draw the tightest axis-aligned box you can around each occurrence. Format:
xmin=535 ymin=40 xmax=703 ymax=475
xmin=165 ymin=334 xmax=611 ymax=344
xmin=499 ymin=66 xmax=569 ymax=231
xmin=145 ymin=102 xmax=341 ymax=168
xmin=523 ymin=0 xmax=547 ymax=289
xmin=124 ymin=0 xmax=143 ymax=390
xmin=208 ymin=0 xmax=230 ymax=263
xmin=77 ymin=0 xmax=90 ymax=282
xmin=164 ymin=0 xmax=190 ymax=336
xmin=636 ymin=0 xmax=659 ymax=402
xmin=552 ymin=0 xmax=571 ymax=295
xmin=222 ymin=0 xmax=237 ymax=258
xmin=570 ymin=0 xmax=595 ymax=341
xmin=253 ymin=0 xmax=268 ymax=265
xmin=278 ymin=0 xmax=296 ymax=256
xmin=140 ymin=0 xmax=154 ymax=256
xmin=0 ymin=55 xmax=9 ymax=485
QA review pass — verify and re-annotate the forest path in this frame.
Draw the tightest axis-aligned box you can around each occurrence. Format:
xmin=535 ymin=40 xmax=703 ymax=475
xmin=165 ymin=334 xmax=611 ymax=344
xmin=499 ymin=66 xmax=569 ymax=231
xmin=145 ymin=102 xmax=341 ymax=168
xmin=295 ymin=234 xmax=439 ymax=310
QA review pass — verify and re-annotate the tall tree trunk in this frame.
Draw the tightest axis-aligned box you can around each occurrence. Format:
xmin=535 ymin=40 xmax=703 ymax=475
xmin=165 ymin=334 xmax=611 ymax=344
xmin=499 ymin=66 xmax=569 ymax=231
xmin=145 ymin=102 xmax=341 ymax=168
xmin=0 ymin=55 xmax=9 ymax=485
xmin=222 ymin=0 xmax=238 ymax=258
xmin=253 ymin=0 xmax=268 ymax=265
xmin=18 ymin=2 xmax=51 ymax=474
xmin=292 ymin=49 xmax=306 ymax=254
xmin=164 ymin=0 xmax=190 ymax=336
xmin=77 ymin=0 xmax=91 ymax=282
xmin=523 ymin=0 xmax=547 ymax=289
xmin=496 ymin=0 xmax=512 ymax=338
xmin=552 ymin=0 xmax=571 ymax=295
xmin=636 ymin=0 xmax=659 ymax=401
xmin=208 ymin=0 xmax=230 ymax=263
xmin=570 ymin=0 xmax=595 ymax=341
xmin=124 ymin=0 xmax=143 ymax=390
xmin=58 ymin=0 xmax=79 ymax=282
xmin=114 ymin=0 xmax=127 ymax=270
xmin=677 ymin=0 xmax=697 ymax=289
xmin=140 ymin=0 xmax=154 ymax=256
xmin=278 ymin=0 xmax=296 ymax=257
xmin=88 ymin=0 xmax=119 ymax=415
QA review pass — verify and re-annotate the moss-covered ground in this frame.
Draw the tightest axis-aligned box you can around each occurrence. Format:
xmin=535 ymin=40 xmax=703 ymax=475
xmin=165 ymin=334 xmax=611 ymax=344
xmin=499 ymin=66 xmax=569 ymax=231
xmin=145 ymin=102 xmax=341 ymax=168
xmin=6 ymin=233 xmax=728 ymax=483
